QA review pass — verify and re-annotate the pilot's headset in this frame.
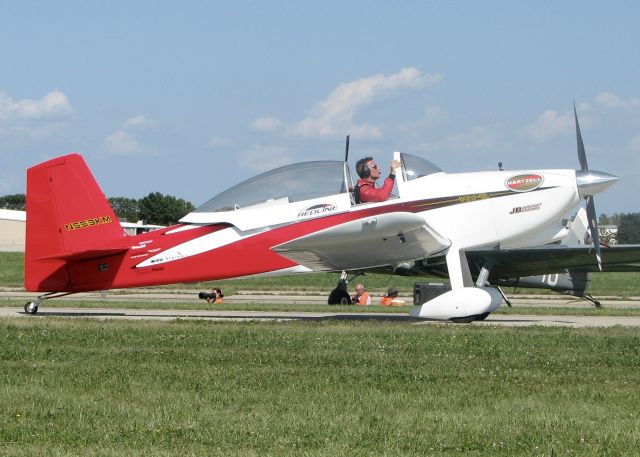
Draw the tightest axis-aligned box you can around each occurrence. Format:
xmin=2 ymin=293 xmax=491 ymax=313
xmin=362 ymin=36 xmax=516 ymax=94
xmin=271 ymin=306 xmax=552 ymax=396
xmin=356 ymin=157 xmax=373 ymax=179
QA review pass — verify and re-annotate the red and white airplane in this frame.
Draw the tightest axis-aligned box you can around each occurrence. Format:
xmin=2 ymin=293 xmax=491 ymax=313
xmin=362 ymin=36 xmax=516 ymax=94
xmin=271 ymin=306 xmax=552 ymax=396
xmin=23 ymin=109 xmax=639 ymax=320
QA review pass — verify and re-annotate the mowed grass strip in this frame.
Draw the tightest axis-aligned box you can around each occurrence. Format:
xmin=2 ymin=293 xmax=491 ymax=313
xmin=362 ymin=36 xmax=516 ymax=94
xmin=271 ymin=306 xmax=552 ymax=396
xmin=1 ymin=318 xmax=639 ymax=456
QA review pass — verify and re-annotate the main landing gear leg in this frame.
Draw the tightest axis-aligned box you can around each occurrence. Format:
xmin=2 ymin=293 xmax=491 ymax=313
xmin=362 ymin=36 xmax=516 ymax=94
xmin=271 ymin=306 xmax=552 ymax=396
xmin=495 ymin=286 xmax=512 ymax=307
xmin=582 ymin=293 xmax=602 ymax=308
xmin=474 ymin=261 xmax=512 ymax=308
xmin=24 ymin=292 xmax=75 ymax=314
xmin=328 ymin=271 xmax=364 ymax=305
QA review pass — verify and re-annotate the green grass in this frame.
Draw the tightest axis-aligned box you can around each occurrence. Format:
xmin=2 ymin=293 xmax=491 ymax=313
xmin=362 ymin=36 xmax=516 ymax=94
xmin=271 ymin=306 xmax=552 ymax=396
xmin=1 ymin=318 xmax=639 ymax=456
xmin=0 ymin=252 xmax=23 ymax=287
xmin=589 ymin=272 xmax=640 ymax=297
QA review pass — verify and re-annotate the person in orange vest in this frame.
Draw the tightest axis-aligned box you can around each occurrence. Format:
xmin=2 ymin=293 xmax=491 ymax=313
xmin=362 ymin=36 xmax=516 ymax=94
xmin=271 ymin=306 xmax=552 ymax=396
xmin=351 ymin=283 xmax=371 ymax=306
xmin=380 ymin=287 xmax=405 ymax=306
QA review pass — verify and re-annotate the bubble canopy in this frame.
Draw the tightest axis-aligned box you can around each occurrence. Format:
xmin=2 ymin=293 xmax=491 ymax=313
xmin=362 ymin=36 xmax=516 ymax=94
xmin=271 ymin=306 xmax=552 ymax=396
xmin=194 ymin=161 xmax=350 ymax=213
xmin=193 ymin=154 xmax=442 ymax=214
xmin=400 ymin=153 xmax=442 ymax=181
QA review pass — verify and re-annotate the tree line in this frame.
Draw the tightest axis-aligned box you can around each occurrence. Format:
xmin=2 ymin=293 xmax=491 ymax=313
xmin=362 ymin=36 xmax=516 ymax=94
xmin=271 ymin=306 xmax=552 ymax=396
xmin=609 ymin=213 xmax=640 ymax=244
xmin=0 ymin=193 xmax=195 ymax=226
xmin=107 ymin=194 xmax=195 ymax=226
xmin=2 ymin=192 xmax=639 ymax=241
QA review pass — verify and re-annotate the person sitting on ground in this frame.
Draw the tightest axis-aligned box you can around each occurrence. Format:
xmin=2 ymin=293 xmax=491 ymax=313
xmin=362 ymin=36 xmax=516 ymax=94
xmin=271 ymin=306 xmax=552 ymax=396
xmin=351 ymin=283 xmax=371 ymax=306
xmin=354 ymin=156 xmax=401 ymax=203
xmin=379 ymin=287 xmax=406 ymax=307
xmin=206 ymin=288 xmax=224 ymax=304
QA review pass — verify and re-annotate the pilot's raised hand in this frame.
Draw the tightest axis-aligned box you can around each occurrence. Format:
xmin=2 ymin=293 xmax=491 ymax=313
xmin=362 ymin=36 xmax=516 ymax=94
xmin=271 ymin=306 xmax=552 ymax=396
xmin=390 ymin=159 xmax=401 ymax=175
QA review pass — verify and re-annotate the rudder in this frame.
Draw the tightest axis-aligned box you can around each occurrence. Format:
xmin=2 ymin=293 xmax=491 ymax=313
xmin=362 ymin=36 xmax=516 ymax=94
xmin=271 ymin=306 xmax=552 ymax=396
xmin=25 ymin=154 xmax=126 ymax=291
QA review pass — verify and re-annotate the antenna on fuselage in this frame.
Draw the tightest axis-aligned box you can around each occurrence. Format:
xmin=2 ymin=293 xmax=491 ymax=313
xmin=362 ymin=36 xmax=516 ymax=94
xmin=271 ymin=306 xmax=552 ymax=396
xmin=344 ymin=134 xmax=350 ymax=163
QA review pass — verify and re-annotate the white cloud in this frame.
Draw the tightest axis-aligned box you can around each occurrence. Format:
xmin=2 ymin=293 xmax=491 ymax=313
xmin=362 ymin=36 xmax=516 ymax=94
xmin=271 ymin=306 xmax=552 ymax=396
xmin=236 ymin=144 xmax=294 ymax=172
xmin=289 ymin=67 xmax=442 ymax=139
xmin=250 ymin=116 xmax=282 ymax=132
xmin=0 ymin=90 xmax=73 ymax=139
xmin=577 ymin=101 xmax=591 ymax=112
xmin=595 ymin=92 xmax=640 ymax=109
xmin=0 ymin=90 xmax=73 ymax=120
xmin=207 ymin=136 xmax=229 ymax=149
xmin=101 ymin=115 xmax=158 ymax=156
xmin=442 ymin=125 xmax=502 ymax=151
xmin=347 ymin=123 xmax=384 ymax=140
xmin=522 ymin=110 xmax=574 ymax=142
xmin=104 ymin=130 xmax=143 ymax=155
xmin=123 ymin=114 xmax=157 ymax=129
xmin=416 ymin=124 xmax=507 ymax=165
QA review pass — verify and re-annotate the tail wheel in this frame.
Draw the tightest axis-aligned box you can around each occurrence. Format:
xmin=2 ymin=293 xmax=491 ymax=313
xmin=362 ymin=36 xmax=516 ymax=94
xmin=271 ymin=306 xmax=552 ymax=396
xmin=24 ymin=302 xmax=39 ymax=314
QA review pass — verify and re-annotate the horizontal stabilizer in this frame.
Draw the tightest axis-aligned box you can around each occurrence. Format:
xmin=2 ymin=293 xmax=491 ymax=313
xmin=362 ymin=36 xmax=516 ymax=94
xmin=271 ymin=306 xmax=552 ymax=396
xmin=34 ymin=247 xmax=130 ymax=263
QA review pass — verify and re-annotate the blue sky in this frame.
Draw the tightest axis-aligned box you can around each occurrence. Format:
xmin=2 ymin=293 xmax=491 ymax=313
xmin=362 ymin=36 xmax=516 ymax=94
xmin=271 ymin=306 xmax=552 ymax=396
xmin=1 ymin=1 xmax=639 ymax=215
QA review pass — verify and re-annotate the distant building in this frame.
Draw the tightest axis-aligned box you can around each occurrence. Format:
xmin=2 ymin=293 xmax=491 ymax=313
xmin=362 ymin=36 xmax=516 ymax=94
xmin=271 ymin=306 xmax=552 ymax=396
xmin=0 ymin=210 xmax=163 ymax=252
xmin=0 ymin=209 xmax=26 ymax=252
xmin=119 ymin=221 xmax=165 ymax=236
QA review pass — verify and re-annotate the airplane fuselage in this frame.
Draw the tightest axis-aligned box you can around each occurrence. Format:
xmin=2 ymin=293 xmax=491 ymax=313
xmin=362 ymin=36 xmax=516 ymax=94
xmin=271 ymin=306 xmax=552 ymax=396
xmin=26 ymin=163 xmax=583 ymax=294
xmin=23 ymin=109 xmax=624 ymax=320
xmin=25 ymin=148 xmax=615 ymax=319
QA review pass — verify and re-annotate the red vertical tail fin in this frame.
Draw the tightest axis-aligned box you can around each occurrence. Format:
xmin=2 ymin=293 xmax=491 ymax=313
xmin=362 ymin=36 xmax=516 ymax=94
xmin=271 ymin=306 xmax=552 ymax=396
xmin=25 ymin=154 xmax=126 ymax=291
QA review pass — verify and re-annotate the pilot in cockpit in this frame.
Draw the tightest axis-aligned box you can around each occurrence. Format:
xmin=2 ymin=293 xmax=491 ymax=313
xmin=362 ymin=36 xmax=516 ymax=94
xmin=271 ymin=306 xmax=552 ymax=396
xmin=353 ymin=156 xmax=401 ymax=203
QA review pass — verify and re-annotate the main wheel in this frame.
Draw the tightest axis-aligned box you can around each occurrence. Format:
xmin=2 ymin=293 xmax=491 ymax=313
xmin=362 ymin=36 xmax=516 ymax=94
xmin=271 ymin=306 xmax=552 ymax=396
xmin=450 ymin=316 xmax=475 ymax=324
xmin=328 ymin=288 xmax=351 ymax=305
xmin=450 ymin=312 xmax=490 ymax=323
xmin=24 ymin=302 xmax=39 ymax=314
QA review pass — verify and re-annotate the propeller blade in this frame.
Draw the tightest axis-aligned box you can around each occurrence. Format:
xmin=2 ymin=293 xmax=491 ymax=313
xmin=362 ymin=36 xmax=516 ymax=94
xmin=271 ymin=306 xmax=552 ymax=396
xmin=585 ymin=196 xmax=603 ymax=271
xmin=344 ymin=134 xmax=350 ymax=163
xmin=574 ymin=104 xmax=589 ymax=171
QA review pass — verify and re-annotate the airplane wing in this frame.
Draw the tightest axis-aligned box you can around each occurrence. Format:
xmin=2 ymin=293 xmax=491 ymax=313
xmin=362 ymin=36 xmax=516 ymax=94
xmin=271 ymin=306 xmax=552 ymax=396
xmin=274 ymin=212 xmax=450 ymax=271
xmin=465 ymin=244 xmax=640 ymax=279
